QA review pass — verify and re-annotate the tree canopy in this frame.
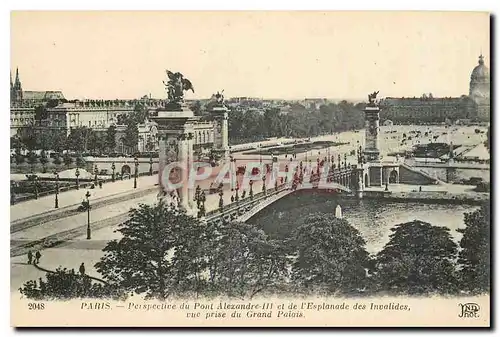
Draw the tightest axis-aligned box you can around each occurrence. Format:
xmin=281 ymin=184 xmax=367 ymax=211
xmin=457 ymin=203 xmax=490 ymax=294
xmin=289 ymin=213 xmax=370 ymax=295
xmin=374 ymin=220 xmax=459 ymax=295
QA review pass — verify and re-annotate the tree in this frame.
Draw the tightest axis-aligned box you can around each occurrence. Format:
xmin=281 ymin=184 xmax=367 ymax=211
xmin=39 ymin=150 xmax=49 ymax=173
xmin=122 ymin=123 xmax=138 ymax=154
xmin=289 ymin=214 xmax=370 ymax=295
xmin=15 ymin=148 xmax=25 ymax=165
xmin=19 ymin=267 xmax=125 ymax=300
xmin=67 ymin=127 xmax=91 ymax=152
xmin=19 ymin=125 xmax=37 ymax=150
xmin=95 ymin=201 xmax=207 ymax=300
xmin=75 ymin=154 xmax=86 ymax=168
xmin=53 ymin=152 xmax=62 ymax=166
xmin=105 ymin=125 xmax=117 ymax=153
xmin=51 ymin=130 xmax=67 ymax=153
xmin=189 ymin=100 xmax=203 ymax=115
xmin=63 ymin=152 xmax=73 ymax=168
xmin=205 ymin=221 xmax=288 ymax=298
xmin=37 ymin=131 xmax=53 ymax=150
xmin=374 ymin=220 xmax=459 ymax=295
xmin=27 ymin=150 xmax=38 ymax=167
xmin=457 ymin=203 xmax=490 ymax=294
xmin=10 ymin=136 xmax=21 ymax=150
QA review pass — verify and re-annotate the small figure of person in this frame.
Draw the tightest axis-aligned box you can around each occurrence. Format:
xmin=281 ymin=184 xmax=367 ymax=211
xmin=231 ymin=195 xmax=235 ymax=203
xmin=27 ymin=250 xmax=33 ymax=264
xmin=419 ymin=186 xmax=422 ymax=192
xmin=35 ymin=251 xmax=41 ymax=264
xmin=98 ymin=180 xmax=103 ymax=189
xmin=79 ymin=263 xmax=86 ymax=276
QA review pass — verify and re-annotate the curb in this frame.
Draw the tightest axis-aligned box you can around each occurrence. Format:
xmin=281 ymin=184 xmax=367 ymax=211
xmin=32 ymin=261 xmax=108 ymax=285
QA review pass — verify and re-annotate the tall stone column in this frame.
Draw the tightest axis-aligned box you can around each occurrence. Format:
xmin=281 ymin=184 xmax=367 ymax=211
xmin=210 ymin=104 xmax=230 ymax=160
xmin=363 ymin=93 xmax=382 ymax=163
xmin=152 ymin=106 xmax=200 ymax=215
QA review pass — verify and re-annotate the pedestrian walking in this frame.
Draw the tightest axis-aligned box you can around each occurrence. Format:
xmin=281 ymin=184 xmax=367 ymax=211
xmin=35 ymin=251 xmax=41 ymax=264
xmin=98 ymin=180 xmax=103 ymax=189
xmin=27 ymin=250 xmax=33 ymax=264
xmin=79 ymin=263 xmax=86 ymax=276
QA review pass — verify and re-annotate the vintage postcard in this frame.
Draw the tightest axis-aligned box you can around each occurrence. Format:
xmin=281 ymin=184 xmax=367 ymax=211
xmin=10 ymin=11 xmax=491 ymax=327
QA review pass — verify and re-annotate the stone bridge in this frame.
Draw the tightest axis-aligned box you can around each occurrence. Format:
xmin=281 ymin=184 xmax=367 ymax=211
xmin=203 ymin=178 xmax=352 ymax=225
xmin=201 ymin=159 xmax=445 ymax=225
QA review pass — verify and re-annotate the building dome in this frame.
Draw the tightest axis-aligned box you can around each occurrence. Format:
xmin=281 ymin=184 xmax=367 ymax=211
xmin=469 ymin=55 xmax=490 ymax=101
xmin=470 ymin=55 xmax=490 ymax=80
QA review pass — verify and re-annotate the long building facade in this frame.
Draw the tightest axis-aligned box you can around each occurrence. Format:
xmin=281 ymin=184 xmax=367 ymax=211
xmin=10 ymin=69 xmax=221 ymax=154
xmin=379 ymin=55 xmax=490 ymax=124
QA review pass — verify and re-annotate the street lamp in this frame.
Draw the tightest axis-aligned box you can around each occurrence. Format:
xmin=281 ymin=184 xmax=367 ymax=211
xmin=218 ymin=190 xmax=224 ymax=212
xmin=134 ymin=157 xmax=139 ymax=189
xmin=94 ymin=165 xmax=99 ymax=184
xmin=149 ymin=154 xmax=153 ymax=176
xmin=54 ymin=171 xmax=59 ymax=209
xmin=249 ymin=180 xmax=254 ymax=199
xmin=85 ymin=191 xmax=91 ymax=240
xmin=262 ymin=174 xmax=266 ymax=193
xmin=75 ymin=168 xmax=80 ymax=190
xmin=111 ymin=162 xmax=116 ymax=182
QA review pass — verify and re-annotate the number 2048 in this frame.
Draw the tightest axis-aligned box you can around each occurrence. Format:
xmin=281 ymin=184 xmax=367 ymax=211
xmin=28 ymin=303 xmax=45 ymax=310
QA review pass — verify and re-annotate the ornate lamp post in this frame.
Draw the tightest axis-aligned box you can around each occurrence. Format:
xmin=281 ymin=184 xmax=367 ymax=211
xmin=94 ymin=165 xmax=99 ymax=184
xmin=194 ymin=185 xmax=201 ymax=208
xmin=149 ymin=154 xmax=153 ymax=176
xmin=32 ymin=174 xmax=39 ymax=200
xmin=75 ymin=168 xmax=80 ymax=190
xmin=218 ymin=190 xmax=224 ymax=212
xmin=85 ymin=191 xmax=91 ymax=240
xmin=337 ymin=154 xmax=341 ymax=170
xmin=134 ymin=157 xmax=139 ymax=189
xmin=200 ymin=191 xmax=206 ymax=217
xmin=344 ymin=153 xmax=347 ymax=168
xmin=249 ymin=180 xmax=254 ymax=199
xmin=54 ymin=171 xmax=59 ymax=209
xmin=111 ymin=162 xmax=116 ymax=182
xmin=262 ymin=174 xmax=266 ymax=194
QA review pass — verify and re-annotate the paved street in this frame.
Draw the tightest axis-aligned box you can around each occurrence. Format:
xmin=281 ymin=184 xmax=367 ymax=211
xmin=10 ymin=175 xmax=158 ymax=223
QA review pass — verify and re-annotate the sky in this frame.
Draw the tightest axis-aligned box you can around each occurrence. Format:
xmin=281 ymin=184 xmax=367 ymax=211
xmin=10 ymin=11 xmax=490 ymax=100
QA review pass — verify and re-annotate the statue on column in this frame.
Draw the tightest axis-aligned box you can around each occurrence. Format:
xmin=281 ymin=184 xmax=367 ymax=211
xmin=368 ymin=91 xmax=379 ymax=106
xmin=215 ymin=90 xmax=225 ymax=105
xmin=163 ymin=70 xmax=195 ymax=107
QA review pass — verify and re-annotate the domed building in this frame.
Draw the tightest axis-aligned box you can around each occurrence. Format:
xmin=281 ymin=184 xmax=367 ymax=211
xmin=380 ymin=54 xmax=490 ymax=124
xmin=469 ymin=55 xmax=490 ymax=121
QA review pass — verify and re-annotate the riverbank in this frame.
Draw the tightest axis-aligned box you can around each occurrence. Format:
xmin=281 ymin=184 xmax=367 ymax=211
xmin=362 ymin=185 xmax=489 ymax=205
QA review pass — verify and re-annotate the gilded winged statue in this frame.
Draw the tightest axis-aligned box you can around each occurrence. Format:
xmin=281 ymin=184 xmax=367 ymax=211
xmin=163 ymin=70 xmax=195 ymax=104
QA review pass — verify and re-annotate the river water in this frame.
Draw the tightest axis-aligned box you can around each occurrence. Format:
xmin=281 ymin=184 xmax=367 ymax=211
xmin=247 ymin=190 xmax=480 ymax=254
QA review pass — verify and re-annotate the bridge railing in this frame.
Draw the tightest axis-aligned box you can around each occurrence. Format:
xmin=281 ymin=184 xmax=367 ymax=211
xmin=205 ymin=183 xmax=291 ymax=219
xmin=204 ymin=170 xmax=355 ymax=221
